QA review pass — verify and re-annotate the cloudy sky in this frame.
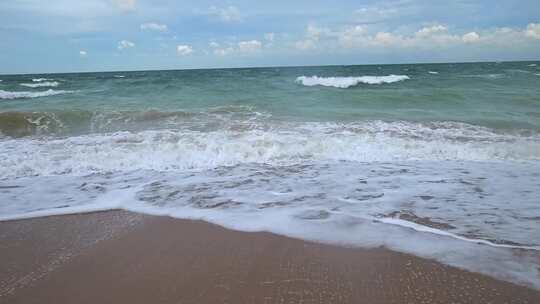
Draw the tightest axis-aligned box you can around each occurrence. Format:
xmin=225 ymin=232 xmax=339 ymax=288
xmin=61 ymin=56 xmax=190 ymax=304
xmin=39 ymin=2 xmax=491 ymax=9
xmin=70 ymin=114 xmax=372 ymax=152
xmin=1 ymin=0 xmax=540 ymax=74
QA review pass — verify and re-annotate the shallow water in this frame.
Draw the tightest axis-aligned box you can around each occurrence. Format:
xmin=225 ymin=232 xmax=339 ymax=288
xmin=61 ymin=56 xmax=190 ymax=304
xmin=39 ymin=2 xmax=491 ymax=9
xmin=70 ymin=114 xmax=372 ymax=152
xmin=1 ymin=61 xmax=540 ymax=288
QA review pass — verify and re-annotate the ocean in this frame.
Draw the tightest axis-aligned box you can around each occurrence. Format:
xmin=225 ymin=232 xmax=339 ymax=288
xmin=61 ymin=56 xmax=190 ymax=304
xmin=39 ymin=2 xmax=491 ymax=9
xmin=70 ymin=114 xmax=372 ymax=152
xmin=1 ymin=61 xmax=540 ymax=288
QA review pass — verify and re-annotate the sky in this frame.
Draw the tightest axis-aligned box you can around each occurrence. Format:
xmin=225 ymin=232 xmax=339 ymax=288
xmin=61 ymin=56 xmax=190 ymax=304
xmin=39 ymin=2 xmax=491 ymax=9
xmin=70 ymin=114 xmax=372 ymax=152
xmin=1 ymin=0 xmax=540 ymax=74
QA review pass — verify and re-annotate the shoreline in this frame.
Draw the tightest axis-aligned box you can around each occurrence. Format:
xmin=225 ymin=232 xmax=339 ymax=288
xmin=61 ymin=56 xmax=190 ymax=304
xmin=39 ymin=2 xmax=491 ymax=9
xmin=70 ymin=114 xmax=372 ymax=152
xmin=1 ymin=210 xmax=539 ymax=303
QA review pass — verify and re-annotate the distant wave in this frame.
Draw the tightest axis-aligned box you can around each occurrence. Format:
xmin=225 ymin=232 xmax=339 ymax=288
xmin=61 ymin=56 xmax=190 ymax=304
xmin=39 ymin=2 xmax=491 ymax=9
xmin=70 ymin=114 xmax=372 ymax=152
xmin=428 ymin=71 xmax=439 ymax=74
xmin=461 ymin=74 xmax=504 ymax=79
xmin=0 ymin=89 xmax=72 ymax=100
xmin=20 ymin=81 xmax=60 ymax=88
xmin=32 ymin=78 xmax=53 ymax=82
xmin=528 ymin=64 xmax=537 ymax=67
xmin=114 ymin=75 xmax=125 ymax=78
xmin=296 ymin=75 xmax=410 ymax=88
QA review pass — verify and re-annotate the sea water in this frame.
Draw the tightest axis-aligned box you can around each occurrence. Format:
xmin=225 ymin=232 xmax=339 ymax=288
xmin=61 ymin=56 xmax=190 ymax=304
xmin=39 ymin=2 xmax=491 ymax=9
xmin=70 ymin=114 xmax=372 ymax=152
xmin=1 ymin=62 xmax=539 ymax=288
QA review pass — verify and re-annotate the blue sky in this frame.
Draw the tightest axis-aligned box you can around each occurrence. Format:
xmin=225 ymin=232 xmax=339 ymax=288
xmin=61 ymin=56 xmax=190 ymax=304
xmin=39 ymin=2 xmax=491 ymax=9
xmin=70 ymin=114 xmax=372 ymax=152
xmin=1 ymin=0 xmax=540 ymax=74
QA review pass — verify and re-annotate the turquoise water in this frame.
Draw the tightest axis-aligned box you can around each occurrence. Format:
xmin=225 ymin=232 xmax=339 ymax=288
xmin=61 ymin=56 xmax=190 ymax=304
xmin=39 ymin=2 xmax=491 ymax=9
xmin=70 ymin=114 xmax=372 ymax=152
xmin=1 ymin=62 xmax=540 ymax=288
xmin=1 ymin=61 xmax=540 ymax=136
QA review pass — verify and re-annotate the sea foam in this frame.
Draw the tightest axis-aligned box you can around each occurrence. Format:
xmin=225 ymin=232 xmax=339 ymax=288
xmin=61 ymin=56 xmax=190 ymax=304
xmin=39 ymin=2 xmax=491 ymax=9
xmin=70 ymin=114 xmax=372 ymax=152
xmin=296 ymin=75 xmax=410 ymax=88
xmin=1 ymin=121 xmax=539 ymax=178
xmin=20 ymin=81 xmax=60 ymax=88
xmin=0 ymin=89 xmax=72 ymax=100
xmin=1 ymin=160 xmax=539 ymax=289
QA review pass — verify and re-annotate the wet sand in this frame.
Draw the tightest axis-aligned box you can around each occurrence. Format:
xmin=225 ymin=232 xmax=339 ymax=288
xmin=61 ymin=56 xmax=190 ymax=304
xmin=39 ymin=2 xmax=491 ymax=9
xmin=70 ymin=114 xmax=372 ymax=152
xmin=1 ymin=210 xmax=539 ymax=304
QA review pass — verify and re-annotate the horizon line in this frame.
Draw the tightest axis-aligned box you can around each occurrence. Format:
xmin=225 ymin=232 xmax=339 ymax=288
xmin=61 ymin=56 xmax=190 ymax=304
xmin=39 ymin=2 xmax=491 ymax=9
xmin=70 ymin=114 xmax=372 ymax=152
xmin=1 ymin=58 xmax=539 ymax=76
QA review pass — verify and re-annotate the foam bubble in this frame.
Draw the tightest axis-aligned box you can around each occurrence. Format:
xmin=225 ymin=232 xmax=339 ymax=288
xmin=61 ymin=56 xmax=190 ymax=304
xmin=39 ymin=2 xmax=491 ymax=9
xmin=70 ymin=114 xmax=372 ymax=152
xmin=0 ymin=89 xmax=73 ymax=100
xmin=1 ymin=121 xmax=539 ymax=178
xmin=376 ymin=217 xmax=540 ymax=251
xmin=20 ymin=81 xmax=60 ymax=88
xmin=296 ymin=75 xmax=410 ymax=88
xmin=0 ymin=161 xmax=539 ymax=289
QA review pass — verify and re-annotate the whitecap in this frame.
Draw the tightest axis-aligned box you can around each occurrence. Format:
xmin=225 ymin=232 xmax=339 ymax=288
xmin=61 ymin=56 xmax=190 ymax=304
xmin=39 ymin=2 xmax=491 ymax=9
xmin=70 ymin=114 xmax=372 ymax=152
xmin=32 ymin=78 xmax=52 ymax=82
xmin=461 ymin=74 xmax=504 ymax=79
xmin=114 ymin=75 xmax=125 ymax=78
xmin=20 ymin=81 xmax=60 ymax=88
xmin=428 ymin=71 xmax=439 ymax=74
xmin=296 ymin=75 xmax=410 ymax=88
xmin=0 ymin=89 xmax=73 ymax=100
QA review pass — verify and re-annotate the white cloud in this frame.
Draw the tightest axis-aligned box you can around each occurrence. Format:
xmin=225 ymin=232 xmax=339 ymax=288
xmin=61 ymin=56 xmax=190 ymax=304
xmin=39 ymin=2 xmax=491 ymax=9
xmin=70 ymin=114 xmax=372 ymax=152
xmin=301 ymin=22 xmax=540 ymax=53
xmin=338 ymin=25 xmax=367 ymax=48
xmin=111 ymin=0 xmax=136 ymax=12
xmin=238 ymin=40 xmax=262 ymax=52
xmin=462 ymin=32 xmax=480 ymax=43
xmin=305 ymin=24 xmax=333 ymax=41
xmin=416 ymin=25 xmax=448 ymax=37
xmin=211 ymin=40 xmax=262 ymax=56
xmin=140 ymin=22 xmax=167 ymax=32
xmin=294 ymin=25 xmax=334 ymax=50
xmin=79 ymin=50 xmax=87 ymax=57
xmin=525 ymin=23 xmax=540 ymax=39
xmin=295 ymin=39 xmax=317 ymax=50
xmin=214 ymin=47 xmax=234 ymax=56
xmin=373 ymin=32 xmax=405 ymax=46
xmin=208 ymin=6 xmax=242 ymax=22
xmin=177 ymin=45 xmax=193 ymax=55
xmin=118 ymin=40 xmax=135 ymax=50
xmin=264 ymin=33 xmax=275 ymax=42
xmin=354 ymin=6 xmax=399 ymax=23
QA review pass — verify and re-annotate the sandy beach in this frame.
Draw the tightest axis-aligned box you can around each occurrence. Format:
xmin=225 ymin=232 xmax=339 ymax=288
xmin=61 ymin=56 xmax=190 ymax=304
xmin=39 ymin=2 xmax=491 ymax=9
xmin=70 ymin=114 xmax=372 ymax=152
xmin=1 ymin=211 xmax=539 ymax=304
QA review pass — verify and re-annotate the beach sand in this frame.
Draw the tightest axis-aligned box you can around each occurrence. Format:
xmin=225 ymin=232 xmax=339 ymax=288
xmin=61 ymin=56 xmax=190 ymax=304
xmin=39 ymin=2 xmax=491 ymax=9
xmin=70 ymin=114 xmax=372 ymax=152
xmin=1 ymin=210 xmax=539 ymax=304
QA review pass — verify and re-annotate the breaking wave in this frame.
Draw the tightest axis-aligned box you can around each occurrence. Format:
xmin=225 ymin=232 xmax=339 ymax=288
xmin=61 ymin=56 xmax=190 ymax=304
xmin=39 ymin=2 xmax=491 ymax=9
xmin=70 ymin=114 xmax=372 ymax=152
xmin=1 ymin=120 xmax=539 ymax=178
xmin=32 ymin=78 xmax=53 ymax=82
xmin=296 ymin=75 xmax=410 ymax=88
xmin=20 ymin=81 xmax=60 ymax=88
xmin=0 ymin=89 xmax=73 ymax=100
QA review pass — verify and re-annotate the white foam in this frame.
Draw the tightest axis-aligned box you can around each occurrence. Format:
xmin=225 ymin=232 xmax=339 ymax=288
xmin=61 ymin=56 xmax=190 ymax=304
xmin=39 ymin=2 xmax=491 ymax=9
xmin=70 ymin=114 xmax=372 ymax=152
xmin=296 ymin=75 xmax=410 ymax=88
xmin=462 ymin=74 xmax=504 ymax=79
xmin=20 ymin=81 xmax=60 ymax=88
xmin=114 ymin=75 xmax=125 ymax=78
xmin=32 ymin=78 xmax=52 ymax=82
xmin=377 ymin=217 xmax=540 ymax=251
xmin=0 ymin=161 xmax=539 ymax=289
xmin=528 ymin=64 xmax=537 ymax=67
xmin=1 ymin=121 xmax=538 ymax=178
xmin=428 ymin=71 xmax=439 ymax=74
xmin=0 ymin=89 xmax=72 ymax=100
